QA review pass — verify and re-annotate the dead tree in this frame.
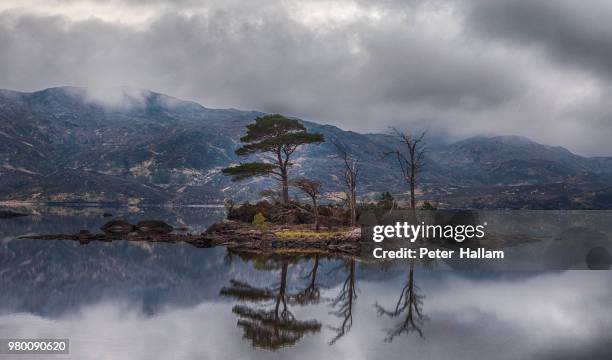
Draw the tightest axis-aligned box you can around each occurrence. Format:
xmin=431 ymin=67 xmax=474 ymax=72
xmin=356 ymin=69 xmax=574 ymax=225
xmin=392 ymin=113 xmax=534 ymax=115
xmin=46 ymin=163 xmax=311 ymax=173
xmin=385 ymin=128 xmax=426 ymax=209
xmin=292 ymin=255 xmax=321 ymax=305
xmin=332 ymin=140 xmax=359 ymax=227
xmin=374 ymin=262 xmax=426 ymax=341
xmin=328 ymin=259 xmax=357 ymax=344
xmin=290 ymin=178 xmax=322 ymax=230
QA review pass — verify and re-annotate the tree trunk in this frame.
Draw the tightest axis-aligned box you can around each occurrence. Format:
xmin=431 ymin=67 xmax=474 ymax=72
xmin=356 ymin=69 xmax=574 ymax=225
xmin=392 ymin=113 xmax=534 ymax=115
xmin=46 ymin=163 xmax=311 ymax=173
xmin=409 ymin=148 xmax=418 ymax=209
xmin=409 ymin=158 xmax=417 ymax=209
xmin=351 ymin=200 xmax=356 ymax=227
xmin=409 ymin=178 xmax=415 ymax=209
xmin=313 ymin=197 xmax=319 ymax=230
xmin=349 ymin=190 xmax=356 ymax=227
xmin=275 ymin=261 xmax=288 ymax=318
xmin=351 ymin=161 xmax=357 ymax=226
xmin=280 ymin=168 xmax=289 ymax=204
xmin=310 ymin=256 xmax=319 ymax=287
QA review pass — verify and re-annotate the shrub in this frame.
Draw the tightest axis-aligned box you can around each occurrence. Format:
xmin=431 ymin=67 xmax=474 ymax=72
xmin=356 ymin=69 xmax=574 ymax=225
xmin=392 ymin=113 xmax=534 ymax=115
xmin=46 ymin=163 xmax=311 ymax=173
xmin=228 ymin=201 xmax=351 ymax=227
xmin=378 ymin=191 xmax=395 ymax=210
xmin=421 ymin=201 xmax=437 ymax=210
xmin=228 ymin=201 xmax=273 ymax=223
xmin=252 ymin=212 xmax=268 ymax=229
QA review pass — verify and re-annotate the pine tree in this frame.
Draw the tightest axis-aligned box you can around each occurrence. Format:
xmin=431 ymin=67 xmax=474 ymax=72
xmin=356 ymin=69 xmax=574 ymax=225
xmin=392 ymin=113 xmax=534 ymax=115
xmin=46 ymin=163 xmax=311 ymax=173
xmin=222 ymin=114 xmax=324 ymax=204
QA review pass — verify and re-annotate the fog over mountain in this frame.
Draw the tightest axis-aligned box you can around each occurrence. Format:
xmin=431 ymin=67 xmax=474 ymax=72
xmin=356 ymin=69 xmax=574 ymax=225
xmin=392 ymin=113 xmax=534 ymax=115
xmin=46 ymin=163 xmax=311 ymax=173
xmin=1 ymin=86 xmax=611 ymax=209
xmin=1 ymin=1 xmax=612 ymax=155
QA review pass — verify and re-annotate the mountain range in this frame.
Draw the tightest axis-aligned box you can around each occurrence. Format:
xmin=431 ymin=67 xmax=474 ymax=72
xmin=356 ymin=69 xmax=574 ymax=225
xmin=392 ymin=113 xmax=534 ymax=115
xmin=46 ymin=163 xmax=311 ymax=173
xmin=1 ymin=86 xmax=611 ymax=209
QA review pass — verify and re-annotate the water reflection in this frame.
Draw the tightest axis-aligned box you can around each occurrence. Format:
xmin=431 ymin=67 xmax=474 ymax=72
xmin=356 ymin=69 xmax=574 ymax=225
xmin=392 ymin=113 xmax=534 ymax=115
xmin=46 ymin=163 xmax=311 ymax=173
xmin=219 ymin=252 xmax=365 ymax=348
xmin=328 ymin=259 xmax=357 ymax=344
xmin=375 ymin=261 xmax=426 ymax=340
xmin=1 ymin=207 xmax=612 ymax=359
xmin=297 ymin=254 xmax=321 ymax=306
xmin=220 ymin=253 xmax=322 ymax=350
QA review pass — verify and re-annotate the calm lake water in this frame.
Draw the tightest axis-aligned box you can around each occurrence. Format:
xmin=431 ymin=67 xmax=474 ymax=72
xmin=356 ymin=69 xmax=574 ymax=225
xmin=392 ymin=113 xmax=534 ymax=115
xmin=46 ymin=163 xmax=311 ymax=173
xmin=1 ymin=206 xmax=612 ymax=359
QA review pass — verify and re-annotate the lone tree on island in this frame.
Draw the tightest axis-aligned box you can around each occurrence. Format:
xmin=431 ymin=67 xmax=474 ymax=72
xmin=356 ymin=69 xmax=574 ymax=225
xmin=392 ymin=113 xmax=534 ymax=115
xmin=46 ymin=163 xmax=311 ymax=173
xmin=222 ymin=114 xmax=324 ymax=204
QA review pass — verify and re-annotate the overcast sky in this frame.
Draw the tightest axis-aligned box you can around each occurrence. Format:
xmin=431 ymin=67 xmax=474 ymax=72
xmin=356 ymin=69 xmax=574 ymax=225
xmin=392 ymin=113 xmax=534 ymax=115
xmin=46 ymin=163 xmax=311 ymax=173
xmin=1 ymin=0 xmax=612 ymax=155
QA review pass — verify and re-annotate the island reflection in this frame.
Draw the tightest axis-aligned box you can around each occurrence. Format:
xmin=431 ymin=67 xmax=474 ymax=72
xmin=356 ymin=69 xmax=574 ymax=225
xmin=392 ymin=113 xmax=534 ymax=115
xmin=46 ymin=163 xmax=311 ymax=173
xmin=220 ymin=253 xmax=322 ymax=350
xmin=1 ymin=208 xmax=612 ymax=359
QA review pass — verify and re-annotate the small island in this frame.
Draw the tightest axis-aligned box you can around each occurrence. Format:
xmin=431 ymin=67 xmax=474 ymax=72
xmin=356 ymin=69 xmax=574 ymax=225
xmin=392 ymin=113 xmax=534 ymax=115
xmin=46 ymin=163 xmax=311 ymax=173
xmin=19 ymin=115 xmax=443 ymax=256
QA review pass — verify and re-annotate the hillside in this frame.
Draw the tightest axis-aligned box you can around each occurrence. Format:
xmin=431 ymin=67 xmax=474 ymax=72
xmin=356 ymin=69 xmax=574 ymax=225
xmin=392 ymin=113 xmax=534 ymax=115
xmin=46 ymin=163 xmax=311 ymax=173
xmin=1 ymin=87 xmax=611 ymax=209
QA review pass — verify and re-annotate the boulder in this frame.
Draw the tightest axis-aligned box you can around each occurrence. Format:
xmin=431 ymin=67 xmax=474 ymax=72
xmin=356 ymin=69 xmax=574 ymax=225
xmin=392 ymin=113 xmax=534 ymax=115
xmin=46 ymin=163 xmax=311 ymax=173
xmin=135 ymin=220 xmax=173 ymax=234
xmin=101 ymin=220 xmax=135 ymax=234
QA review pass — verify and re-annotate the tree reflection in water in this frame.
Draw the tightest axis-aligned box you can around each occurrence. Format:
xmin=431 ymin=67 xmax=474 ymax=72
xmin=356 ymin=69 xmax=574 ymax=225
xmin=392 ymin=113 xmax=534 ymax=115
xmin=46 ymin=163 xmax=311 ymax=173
xmin=328 ymin=259 xmax=357 ymax=345
xmin=221 ymin=252 xmax=423 ymax=348
xmin=292 ymin=255 xmax=321 ymax=306
xmin=374 ymin=261 xmax=427 ymax=341
xmin=220 ymin=253 xmax=321 ymax=350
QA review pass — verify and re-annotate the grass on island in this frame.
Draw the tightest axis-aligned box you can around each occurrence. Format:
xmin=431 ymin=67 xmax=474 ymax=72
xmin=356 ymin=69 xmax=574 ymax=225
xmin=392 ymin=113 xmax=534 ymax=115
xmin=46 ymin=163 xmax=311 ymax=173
xmin=274 ymin=229 xmax=342 ymax=239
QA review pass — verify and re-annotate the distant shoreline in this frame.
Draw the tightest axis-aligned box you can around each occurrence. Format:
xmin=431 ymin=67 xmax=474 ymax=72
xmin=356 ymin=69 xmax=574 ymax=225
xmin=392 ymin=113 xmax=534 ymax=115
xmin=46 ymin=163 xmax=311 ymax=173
xmin=0 ymin=201 xmax=226 ymax=208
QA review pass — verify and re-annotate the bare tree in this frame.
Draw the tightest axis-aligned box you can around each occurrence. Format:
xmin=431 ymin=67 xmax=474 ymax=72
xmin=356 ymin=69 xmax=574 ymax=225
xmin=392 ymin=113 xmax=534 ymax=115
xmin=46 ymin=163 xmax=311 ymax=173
xmin=328 ymin=259 xmax=357 ymax=345
xmin=290 ymin=178 xmax=322 ymax=230
xmin=291 ymin=255 xmax=321 ymax=305
xmin=374 ymin=262 xmax=426 ymax=341
xmin=332 ymin=140 xmax=359 ymax=227
xmin=385 ymin=128 xmax=426 ymax=209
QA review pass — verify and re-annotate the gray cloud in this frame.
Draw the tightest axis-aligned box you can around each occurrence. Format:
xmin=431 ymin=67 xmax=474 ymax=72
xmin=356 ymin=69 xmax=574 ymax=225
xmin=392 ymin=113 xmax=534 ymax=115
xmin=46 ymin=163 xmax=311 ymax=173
xmin=468 ymin=0 xmax=612 ymax=79
xmin=0 ymin=1 xmax=612 ymax=155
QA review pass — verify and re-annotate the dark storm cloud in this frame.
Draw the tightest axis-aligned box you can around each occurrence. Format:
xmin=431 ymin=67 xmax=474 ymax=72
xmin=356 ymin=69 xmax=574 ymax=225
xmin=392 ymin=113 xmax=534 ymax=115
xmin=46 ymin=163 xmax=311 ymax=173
xmin=468 ymin=0 xmax=612 ymax=80
xmin=361 ymin=30 xmax=520 ymax=110
xmin=0 ymin=0 xmax=612 ymax=155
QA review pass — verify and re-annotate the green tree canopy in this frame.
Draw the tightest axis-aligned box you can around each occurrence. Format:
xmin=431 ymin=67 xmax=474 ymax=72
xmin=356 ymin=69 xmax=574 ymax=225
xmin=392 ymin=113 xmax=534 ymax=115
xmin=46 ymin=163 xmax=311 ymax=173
xmin=222 ymin=114 xmax=324 ymax=204
xmin=221 ymin=162 xmax=277 ymax=181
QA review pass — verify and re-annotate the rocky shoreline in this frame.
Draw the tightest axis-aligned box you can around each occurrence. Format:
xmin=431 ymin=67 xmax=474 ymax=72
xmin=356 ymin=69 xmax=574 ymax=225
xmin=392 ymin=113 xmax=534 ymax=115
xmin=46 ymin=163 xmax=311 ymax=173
xmin=19 ymin=220 xmax=362 ymax=255
xmin=0 ymin=210 xmax=28 ymax=219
